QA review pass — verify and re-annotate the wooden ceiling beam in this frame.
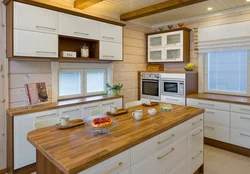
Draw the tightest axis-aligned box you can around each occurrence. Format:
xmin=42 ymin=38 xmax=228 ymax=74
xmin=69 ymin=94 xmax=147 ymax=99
xmin=120 ymin=0 xmax=208 ymax=21
xmin=74 ymin=0 xmax=104 ymax=10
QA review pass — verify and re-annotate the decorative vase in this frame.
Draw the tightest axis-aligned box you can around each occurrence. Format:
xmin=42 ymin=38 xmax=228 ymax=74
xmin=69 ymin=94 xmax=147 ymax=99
xmin=111 ymin=89 xmax=118 ymax=96
xmin=178 ymin=23 xmax=184 ymax=28
xmin=167 ymin=25 xmax=173 ymax=30
xmin=158 ymin=27 xmax=164 ymax=31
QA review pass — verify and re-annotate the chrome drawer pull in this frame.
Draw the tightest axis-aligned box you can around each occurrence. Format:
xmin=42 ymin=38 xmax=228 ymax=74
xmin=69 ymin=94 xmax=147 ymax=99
xmin=105 ymin=162 xmax=123 ymax=174
xmin=36 ymin=26 xmax=56 ymax=31
xmin=240 ymin=133 xmax=250 ymax=138
xmin=84 ymin=105 xmax=98 ymax=109
xmin=192 ymin=129 xmax=203 ymax=137
xmin=102 ymin=55 xmax=115 ymax=58
xmin=158 ymin=134 xmax=175 ymax=144
xmin=240 ymin=117 xmax=250 ymax=120
xmin=63 ymin=109 xmax=80 ymax=113
xmin=102 ymin=36 xmax=114 ymax=40
xmin=36 ymin=51 xmax=56 ymax=54
xmin=36 ymin=113 xmax=57 ymax=119
xmin=205 ymin=126 xmax=215 ymax=130
xmin=103 ymin=102 xmax=115 ymax=106
xmin=240 ymin=108 xmax=250 ymax=112
xmin=74 ymin=32 xmax=89 ymax=36
xmin=192 ymin=119 xmax=203 ymax=125
xmin=165 ymin=98 xmax=179 ymax=101
xmin=199 ymin=103 xmax=214 ymax=106
xmin=157 ymin=148 xmax=174 ymax=160
xmin=192 ymin=150 xmax=203 ymax=160
xmin=205 ymin=111 xmax=214 ymax=114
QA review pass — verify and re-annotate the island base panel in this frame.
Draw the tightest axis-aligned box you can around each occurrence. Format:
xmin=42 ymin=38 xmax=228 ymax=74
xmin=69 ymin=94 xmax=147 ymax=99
xmin=194 ymin=164 xmax=204 ymax=174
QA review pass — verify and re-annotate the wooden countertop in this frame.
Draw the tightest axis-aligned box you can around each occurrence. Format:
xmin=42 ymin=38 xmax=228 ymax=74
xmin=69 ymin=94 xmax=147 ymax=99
xmin=8 ymin=95 xmax=123 ymax=116
xmin=27 ymin=104 xmax=204 ymax=174
xmin=187 ymin=93 xmax=250 ymax=105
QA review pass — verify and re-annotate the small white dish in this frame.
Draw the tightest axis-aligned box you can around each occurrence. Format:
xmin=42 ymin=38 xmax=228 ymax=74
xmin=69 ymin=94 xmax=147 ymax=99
xmin=148 ymin=108 xmax=157 ymax=116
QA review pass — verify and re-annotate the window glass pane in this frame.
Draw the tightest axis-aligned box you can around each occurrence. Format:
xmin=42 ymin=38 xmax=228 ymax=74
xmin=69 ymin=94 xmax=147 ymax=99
xmin=207 ymin=50 xmax=248 ymax=94
xmin=87 ymin=71 xmax=105 ymax=93
xmin=59 ymin=72 xmax=82 ymax=97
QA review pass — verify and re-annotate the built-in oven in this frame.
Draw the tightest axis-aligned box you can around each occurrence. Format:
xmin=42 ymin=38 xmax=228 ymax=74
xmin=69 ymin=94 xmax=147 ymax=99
xmin=161 ymin=78 xmax=185 ymax=97
xmin=141 ymin=73 xmax=161 ymax=101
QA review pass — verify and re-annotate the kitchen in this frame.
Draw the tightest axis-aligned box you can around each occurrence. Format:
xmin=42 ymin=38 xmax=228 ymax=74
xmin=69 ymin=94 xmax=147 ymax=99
xmin=1 ymin=0 xmax=250 ymax=174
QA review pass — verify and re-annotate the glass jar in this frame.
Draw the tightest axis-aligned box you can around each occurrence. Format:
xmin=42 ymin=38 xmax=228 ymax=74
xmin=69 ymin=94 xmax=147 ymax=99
xmin=81 ymin=44 xmax=89 ymax=58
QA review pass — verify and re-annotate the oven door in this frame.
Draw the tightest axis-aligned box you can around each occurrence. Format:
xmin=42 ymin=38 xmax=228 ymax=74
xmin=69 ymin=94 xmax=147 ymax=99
xmin=141 ymin=79 xmax=160 ymax=100
xmin=162 ymin=80 xmax=180 ymax=96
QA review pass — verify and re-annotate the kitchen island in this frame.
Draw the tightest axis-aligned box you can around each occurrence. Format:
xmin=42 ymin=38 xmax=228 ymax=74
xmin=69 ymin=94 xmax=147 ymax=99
xmin=27 ymin=104 xmax=205 ymax=174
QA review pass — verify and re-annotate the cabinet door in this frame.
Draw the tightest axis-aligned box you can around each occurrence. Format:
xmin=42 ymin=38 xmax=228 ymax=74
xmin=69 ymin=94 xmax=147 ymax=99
xmin=119 ymin=168 xmax=131 ymax=174
xmin=148 ymin=48 xmax=164 ymax=62
xmin=231 ymin=129 xmax=250 ymax=149
xmin=165 ymin=47 xmax=183 ymax=62
xmin=165 ymin=31 xmax=183 ymax=46
xmin=188 ymin=146 xmax=203 ymax=174
xmin=148 ymin=34 xmax=164 ymax=48
xmin=59 ymin=106 xmax=82 ymax=120
xmin=204 ymin=125 xmax=229 ymax=143
xmin=100 ymin=99 xmax=123 ymax=109
xmin=161 ymin=96 xmax=185 ymax=105
xmin=167 ymin=160 xmax=188 ymax=174
xmin=59 ymin=13 xmax=99 ymax=40
xmin=14 ymin=29 xmax=58 ymax=57
xmin=14 ymin=2 xmax=59 ymax=34
xmin=82 ymin=102 xmax=100 ymax=119
xmin=100 ymin=41 xmax=122 ymax=60
xmin=100 ymin=22 xmax=122 ymax=43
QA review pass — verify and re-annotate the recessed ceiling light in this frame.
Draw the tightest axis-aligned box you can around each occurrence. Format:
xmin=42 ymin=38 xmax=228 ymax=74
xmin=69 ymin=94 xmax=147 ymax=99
xmin=207 ymin=7 xmax=213 ymax=11
xmin=247 ymin=0 xmax=250 ymax=2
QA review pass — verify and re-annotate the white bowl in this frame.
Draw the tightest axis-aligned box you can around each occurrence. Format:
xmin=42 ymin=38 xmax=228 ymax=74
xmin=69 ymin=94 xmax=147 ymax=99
xmin=148 ymin=108 xmax=157 ymax=116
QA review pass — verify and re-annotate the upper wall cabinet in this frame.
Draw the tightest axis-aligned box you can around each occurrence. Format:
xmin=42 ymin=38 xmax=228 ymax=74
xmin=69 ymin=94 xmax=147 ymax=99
xmin=146 ymin=28 xmax=191 ymax=63
xmin=14 ymin=2 xmax=59 ymax=34
xmin=59 ymin=13 xmax=100 ymax=40
xmin=100 ymin=41 xmax=123 ymax=60
xmin=100 ymin=22 xmax=123 ymax=44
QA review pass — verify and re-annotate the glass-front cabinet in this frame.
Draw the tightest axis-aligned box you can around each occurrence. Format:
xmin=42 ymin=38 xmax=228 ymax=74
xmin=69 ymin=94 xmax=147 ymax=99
xmin=148 ymin=34 xmax=164 ymax=48
xmin=165 ymin=47 xmax=183 ymax=62
xmin=148 ymin=48 xmax=164 ymax=62
xmin=166 ymin=31 xmax=183 ymax=46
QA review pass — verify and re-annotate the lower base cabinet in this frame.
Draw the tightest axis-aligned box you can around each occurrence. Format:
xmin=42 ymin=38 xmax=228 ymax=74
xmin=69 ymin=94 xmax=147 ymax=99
xmin=168 ymin=160 xmax=188 ymax=174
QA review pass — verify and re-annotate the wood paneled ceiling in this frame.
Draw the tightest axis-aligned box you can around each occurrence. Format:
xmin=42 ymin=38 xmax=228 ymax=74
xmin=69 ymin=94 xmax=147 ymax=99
xmin=53 ymin=0 xmax=250 ymax=27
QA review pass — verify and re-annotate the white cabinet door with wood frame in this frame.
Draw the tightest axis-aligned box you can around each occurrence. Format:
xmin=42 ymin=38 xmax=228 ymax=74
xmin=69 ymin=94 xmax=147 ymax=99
xmin=100 ymin=41 xmax=123 ymax=60
xmin=148 ymin=34 xmax=164 ymax=49
xmin=165 ymin=31 xmax=183 ymax=47
xmin=148 ymin=48 xmax=164 ymax=62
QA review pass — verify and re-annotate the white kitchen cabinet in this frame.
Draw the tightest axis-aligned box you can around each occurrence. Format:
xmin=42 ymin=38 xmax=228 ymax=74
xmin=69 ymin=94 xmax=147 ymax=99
xmin=165 ymin=31 xmax=183 ymax=46
xmin=14 ymin=29 xmax=58 ymax=57
xmin=161 ymin=95 xmax=185 ymax=105
xmin=148 ymin=34 xmax=164 ymax=48
xmin=82 ymin=102 xmax=100 ymax=119
xmin=168 ymin=160 xmax=188 ymax=174
xmin=100 ymin=41 xmax=123 ymax=60
xmin=188 ymin=146 xmax=203 ymax=174
xmin=100 ymin=98 xmax=123 ymax=108
xmin=231 ymin=104 xmax=250 ymax=114
xmin=204 ymin=109 xmax=230 ymax=128
xmin=231 ymin=129 xmax=250 ymax=149
xmin=231 ymin=112 xmax=250 ymax=132
xmin=187 ymin=98 xmax=230 ymax=111
xmin=148 ymin=48 xmax=164 ymax=62
xmin=204 ymin=124 xmax=229 ymax=143
xmin=119 ymin=168 xmax=131 ymax=174
xmin=165 ymin=47 xmax=183 ymax=62
xmin=14 ymin=2 xmax=59 ymax=34
xmin=188 ymin=125 xmax=203 ymax=153
xmin=59 ymin=105 xmax=82 ymax=120
xmin=100 ymin=22 xmax=122 ymax=44
xmin=59 ymin=13 xmax=99 ymax=40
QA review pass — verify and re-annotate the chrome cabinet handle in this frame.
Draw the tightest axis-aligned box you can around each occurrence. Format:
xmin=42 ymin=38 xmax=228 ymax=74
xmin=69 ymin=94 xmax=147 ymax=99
xmin=157 ymin=148 xmax=174 ymax=160
xmin=192 ymin=129 xmax=203 ymax=137
xmin=165 ymin=98 xmax=179 ymax=101
xmin=158 ymin=134 xmax=175 ymax=144
xmin=240 ymin=133 xmax=250 ymax=138
xmin=205 ymin=111 xmax=214 ymax=114
xmin=62 ymin=109 xmax=80 ymax=113
xmin=102 ymin=102 xmax=115 ymax=106
xmin=104 ymin=162 xmax=123 ymax=174
xmin=36 ymin=51 xmax=56 ymax=54
xmin=36 ymin=113 xmax=57 ymax=119
xmin=84 ymin=105 xmax=98 ymax=109
xmin=205 ymin=126 xmax=215 ymax=130
xmin=192 ymin=150 xmax=203 ymax=160
xmin=192 ymin=119 xmax=203 ymax=125
xmin=240 ymin=117 xmax=250 ymax=120
xmin=102 ymin=55 xmax=115 ymax=58
xmin=36 ymin=26 xmax=56 ymax=31
xmin=102 ymin=36 xmax=114 ymax=40
xmin=74 ymin=32 xmax=89 ymax=36
xmin=199 ymin=103 xmax=214 ymax=106
xmin=240 ymin=108 xmax=250 ymax=112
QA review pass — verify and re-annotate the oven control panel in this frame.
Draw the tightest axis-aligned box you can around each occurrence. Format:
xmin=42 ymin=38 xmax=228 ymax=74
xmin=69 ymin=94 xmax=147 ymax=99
xmin=179 ymin=82 xmax=185 ymax=95
xmin=141 ymin=73 xmax=161 ymax=80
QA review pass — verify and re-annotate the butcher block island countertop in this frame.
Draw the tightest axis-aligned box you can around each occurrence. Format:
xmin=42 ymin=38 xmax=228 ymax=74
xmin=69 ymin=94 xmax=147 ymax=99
xmin=27 ymin=104 xmax=204 ymax=174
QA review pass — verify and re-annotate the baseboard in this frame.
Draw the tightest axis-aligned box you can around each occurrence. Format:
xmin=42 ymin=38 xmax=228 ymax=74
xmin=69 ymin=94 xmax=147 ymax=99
xmin=0 ymin=168 xmax=7 ymax=174
xmin=205 ymin=138 xmax=250 ymax=157
xmin=15 ymin=163 xmax=36 ymax=174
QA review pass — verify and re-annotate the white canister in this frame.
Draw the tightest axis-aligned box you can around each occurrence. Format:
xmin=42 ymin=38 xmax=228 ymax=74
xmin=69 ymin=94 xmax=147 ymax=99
xmin=59 ymin=115 xmax=70 ymax=127
xmin=81 ymin=44 xmax=89 ymax=58
xmin=110 ymin=106 xmax=117 ymax=114
xmin=132 ymin=110 xmax=143 ymax=121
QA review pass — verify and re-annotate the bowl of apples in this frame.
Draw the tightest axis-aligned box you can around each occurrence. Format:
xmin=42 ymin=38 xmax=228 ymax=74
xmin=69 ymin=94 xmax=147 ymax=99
xmin=184 ymin=63 xmax=195 ymax=71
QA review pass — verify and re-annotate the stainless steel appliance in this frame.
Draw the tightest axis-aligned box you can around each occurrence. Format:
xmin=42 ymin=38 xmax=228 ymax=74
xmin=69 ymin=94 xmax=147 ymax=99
xmin=161 ymin=78 xmax=185 ymax=97
xmin=141 ymin=73 xmax=161 ymax=101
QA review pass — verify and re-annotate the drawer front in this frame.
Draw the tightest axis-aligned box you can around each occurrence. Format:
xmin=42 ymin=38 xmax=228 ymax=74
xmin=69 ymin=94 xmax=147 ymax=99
xmin=59 ymin=105 xmax=82 ymax=120
xmin=131 ymin=120 xmax=188 ymax=164
xmin=231 ymin=129 xmax=250 ymax=149
xmin=119 ymin=168 xmax=130 ymax=174
xmin=100 ymin=99 xmax=123 ymax=109
xmin=231 ymin=112 xmax=250 ymax=132
xmin=204 ymin=109 xmax=230 ymax=127
xmin=231 ymin=104 xmax=250 ymax=114
xmin=100 ymin=22 xmax=122 ymax=44
xmin=161 ymin=95 xmax=185 ymax=105
xmin=131 ymin=135 xmax=188 ymax=174
xmin=100 ymin=41 xmax=123 ymax=60
xmin=188 ymin=125 xmax=203 ymax=153
xmin=167 ymin=160 xmax=188 ymax=174
xmin=14 ymin=29 xmax=58 ymax=57
xmin=187 ymin=114 xmax=204 ymax=131
xmin=80 ymin=150 xmax=130 ymax=174
xmin=14 ymin=2 xmax=59 ymax=34
xmin=34 ymin=109 xmax=59 ymax=121
xmin=204 ymin=125 xmax=229 ymax=143
xmin=188 ymin=146 xmax=203 ymax=174
xmin=187 ymin=99 xmax=230 ymax=111
xmin=82 ymin=103 xmax=100 ymax=119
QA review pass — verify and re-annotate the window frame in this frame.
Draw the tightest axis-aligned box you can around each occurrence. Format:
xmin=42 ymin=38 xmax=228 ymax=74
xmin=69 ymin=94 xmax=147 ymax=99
xmin=204 ymin=51 xmax=250 ymax=97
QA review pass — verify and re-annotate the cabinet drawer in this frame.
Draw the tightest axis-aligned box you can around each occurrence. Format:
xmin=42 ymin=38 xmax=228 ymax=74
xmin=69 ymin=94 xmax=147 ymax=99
xmin=187 ymin=114 xmax=204 ymax=131
xmin=131 ymin=121 xmax=188 ymax=164
xmin=80 ymin=150 xmax=130 ymax=174
xmin=100 ymin=41 xmax=122 ymax=60
xmin=204 ymin=125 xmax=229 ymax=143
xmin=14 ymin=29 xmax=58 ymax=57
xmin=188 ymin=146 xmax=203 ymax=174
xmin=161 ymin=95 xmax=185 ymax=105
xmin=14 ymin=2 xmax=59 ymax=34
xmin=231 ymin=112 xmax=250 ymax=132
xmin=231 ymin=129 xmax=250 ymax=149
xmin=131 ymin=135 xmax=188 ymax=174
xmin=100 ymin=22 xmax=122 ymax=44
xmin=187 ymin=99 xmax=230 ymax=111
xmin=231 ymin=104 xmax=250 ymax=114
xmin=204 ymin=109 xmax=229 ymax=127
xmin=82 ymin=103 xmax=100 ymax=119
xmin=101 ymin=99 xmax=123 ymax=109
xmin=34 ymin=109 xmax=59 ymax=121
xmin=188 ymin=125 xmax=203 ymax=153
xmin=59 ymin=106 xmax=82 ymax=120
xmin=167 ymin=160 xmax=188 ymax=174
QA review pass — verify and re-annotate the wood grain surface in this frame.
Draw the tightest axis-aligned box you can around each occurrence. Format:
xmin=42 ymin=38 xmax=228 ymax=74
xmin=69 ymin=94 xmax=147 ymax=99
xmin=7 ymin=95 xmax=123 ymax=116
xmin=27 ymin=104 xmax=204 ymax=174
xmin=187 ymin=93 xmax=250 ymax=105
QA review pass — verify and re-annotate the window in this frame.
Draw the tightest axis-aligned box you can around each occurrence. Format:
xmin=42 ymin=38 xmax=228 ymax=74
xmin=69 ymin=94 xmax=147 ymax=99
xmin=58 ymin=69 xmax=107 ymax=99
xmin=204 ymin=50 xmax=250 ymax=96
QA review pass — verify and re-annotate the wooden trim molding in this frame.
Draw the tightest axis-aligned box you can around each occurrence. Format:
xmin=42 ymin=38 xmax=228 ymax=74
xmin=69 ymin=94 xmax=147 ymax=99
xmin=120 ymin=0 xmax=208 ymax=21
xmin=145 ymin=27 xmax=192 ymax=36
xmin=0 ymin=168 xmax=7 ymax=174
xmin=74 ymin=0 xmax=104 ymax=10
xmin=205 ymin=138 xmax=250 ymax=157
